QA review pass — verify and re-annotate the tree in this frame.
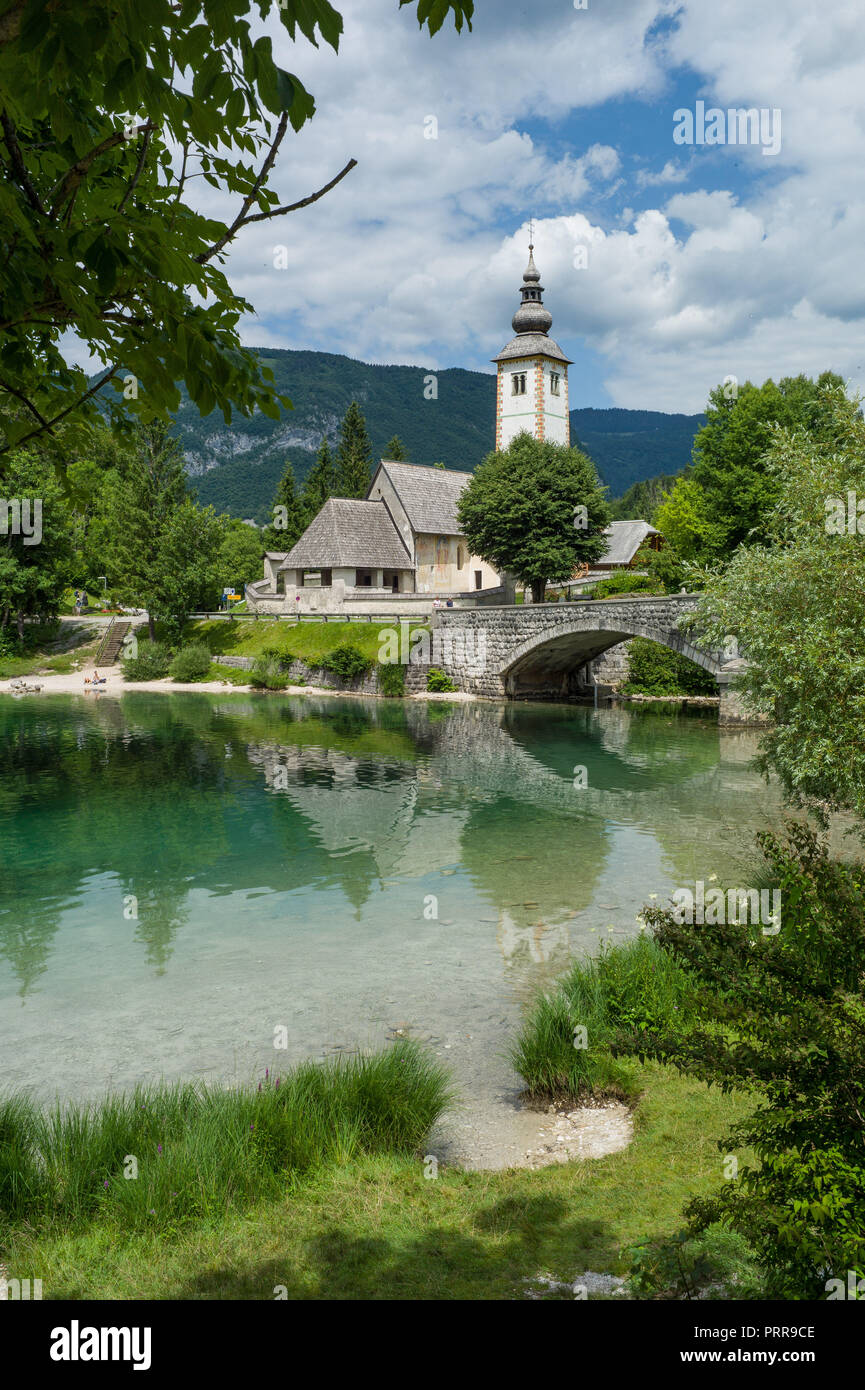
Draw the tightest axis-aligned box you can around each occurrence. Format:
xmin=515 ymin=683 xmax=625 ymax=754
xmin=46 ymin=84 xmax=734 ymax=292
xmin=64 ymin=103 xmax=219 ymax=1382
xmin=302 ymin=437 xmax=336 ymax=517
xmin=219 ymin=517 xmax=264 ymax=594
xmin=334 ymin=401 xmax=374 ymax=499
xmin=0 ymin=450 xmax=73 ymax=635
xmin=657 ymin=372 xmax=846 ymax=564
xmin=65 ymin=421 xmax=134 ymax=590
xmin=101 ymin=421 xmax=189 ymax=639
xmin=261 ymin=458 xmax=307 ymax=552
xmin=654 ymin=474 xmax=719 ymax=562
xmin=633 ymin=381 xmax=865 ymax=1302
xmin=0 ymin=1 xmax=473 ymax=462
xmin=149 ymin=501 xmax=225 ymax=642
xmin=693 ymin=384 xmax=865 ymax=822
xmin=385 ymin=435 xmax=408 ymax=460
xmin=457 ymin=432 xmax=611 ymax=602
xmin=639 ymin=822 xmax=865 ymax=1300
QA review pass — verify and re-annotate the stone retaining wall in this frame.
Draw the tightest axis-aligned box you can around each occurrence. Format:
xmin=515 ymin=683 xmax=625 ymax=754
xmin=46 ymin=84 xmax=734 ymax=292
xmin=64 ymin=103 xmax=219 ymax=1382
xmin=212 ymin=652 xmax=432 ymax=696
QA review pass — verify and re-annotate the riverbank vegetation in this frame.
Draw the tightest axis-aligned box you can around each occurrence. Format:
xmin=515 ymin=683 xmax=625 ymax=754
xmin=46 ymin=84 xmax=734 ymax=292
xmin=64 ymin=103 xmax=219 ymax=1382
xmin=0 ymin=1044 xmax=450 ymax=1241
xmin=511 ymin=936 xmax=701 ymax=1103
xmin=1 ymin=1061 xmax=748 ymax=1301
xmin=512 ymin=814 xmax=865 ymax=1299
xmin=621 ymin=638 xmax=717 ymax=697
xmin=0 ymin=621 xmax=99 ymax=681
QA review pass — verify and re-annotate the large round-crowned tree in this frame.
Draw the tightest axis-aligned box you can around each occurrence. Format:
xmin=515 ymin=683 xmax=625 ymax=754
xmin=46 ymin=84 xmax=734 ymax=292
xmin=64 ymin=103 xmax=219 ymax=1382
xmin=457 ymin=432 xmax=611 ymax=602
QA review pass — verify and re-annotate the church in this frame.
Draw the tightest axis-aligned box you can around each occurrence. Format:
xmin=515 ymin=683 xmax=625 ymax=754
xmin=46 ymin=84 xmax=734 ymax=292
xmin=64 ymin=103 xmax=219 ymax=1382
xmin=246 ymin=242 xmax=646 ymax=616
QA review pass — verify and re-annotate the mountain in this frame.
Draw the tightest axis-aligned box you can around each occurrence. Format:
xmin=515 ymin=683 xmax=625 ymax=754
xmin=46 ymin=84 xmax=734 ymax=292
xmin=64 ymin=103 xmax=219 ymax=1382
xmin=570 ymin=409 xmax=704 ymax=499
xmin=170 ymin=348 xmax=703 ymax=521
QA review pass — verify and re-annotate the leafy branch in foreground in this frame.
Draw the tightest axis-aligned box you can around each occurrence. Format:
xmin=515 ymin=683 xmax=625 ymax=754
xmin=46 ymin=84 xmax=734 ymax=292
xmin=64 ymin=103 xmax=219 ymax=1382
xmin=0 ymin=0 xmax=473 ymax=463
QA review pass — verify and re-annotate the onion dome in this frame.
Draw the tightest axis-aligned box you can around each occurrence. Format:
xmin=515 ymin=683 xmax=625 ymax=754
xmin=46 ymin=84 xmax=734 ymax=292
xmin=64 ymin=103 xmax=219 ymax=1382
xmin=511 ymin=244 xmax=553 ymax=335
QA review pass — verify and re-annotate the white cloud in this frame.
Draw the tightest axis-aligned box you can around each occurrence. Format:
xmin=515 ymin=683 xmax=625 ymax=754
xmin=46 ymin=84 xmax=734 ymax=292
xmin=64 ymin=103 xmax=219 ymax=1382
xmin=79 ymin=0 xmax=865 ymax=415
xmin=635 ymin=159 xmax=689 ymax=188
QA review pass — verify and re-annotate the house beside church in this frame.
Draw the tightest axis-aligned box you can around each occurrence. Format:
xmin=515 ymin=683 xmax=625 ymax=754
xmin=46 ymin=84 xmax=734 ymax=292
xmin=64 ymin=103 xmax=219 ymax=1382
xmin=255 ymin=460 xmax=501 ymax=613
xmin=246 ymin=239 xmax=661 ymax=615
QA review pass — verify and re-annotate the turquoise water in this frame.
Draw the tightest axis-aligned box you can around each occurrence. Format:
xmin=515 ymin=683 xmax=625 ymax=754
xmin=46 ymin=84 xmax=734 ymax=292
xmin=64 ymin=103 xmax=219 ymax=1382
xmin=0 ymin=693 xmax=783 ymax=1109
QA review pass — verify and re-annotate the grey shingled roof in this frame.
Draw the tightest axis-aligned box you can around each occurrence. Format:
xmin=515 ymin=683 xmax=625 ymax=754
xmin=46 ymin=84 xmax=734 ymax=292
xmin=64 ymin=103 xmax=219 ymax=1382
xmin=278 ymin=498 xmax=414 ymax=570
xmin=601 ymin=520 xmax=660 ymax=566
xmin=375 ymin=461 xmax=471 ymax=537
xmin=492 ymin=332 xmax=572 ymax=365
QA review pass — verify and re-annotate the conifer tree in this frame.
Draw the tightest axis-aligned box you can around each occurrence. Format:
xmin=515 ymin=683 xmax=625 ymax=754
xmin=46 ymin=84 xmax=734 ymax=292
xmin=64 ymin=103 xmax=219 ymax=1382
xmin=261 ymin=458 xmax=307 ymax=552
xmin=102 ymin=421 xmax=189 ymax=639
xmin=302 ymin=438 xmax=336 ymax=516
xmin=385 ymin=435 xmax=408 ymax=460
xmin=334 ymin=401 xmax=374 ymax=498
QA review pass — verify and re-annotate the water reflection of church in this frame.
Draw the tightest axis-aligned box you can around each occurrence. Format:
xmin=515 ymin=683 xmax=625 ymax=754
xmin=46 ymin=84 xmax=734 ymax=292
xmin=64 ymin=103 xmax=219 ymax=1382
xmin=243 ymin=700 xmax=749 ymax=978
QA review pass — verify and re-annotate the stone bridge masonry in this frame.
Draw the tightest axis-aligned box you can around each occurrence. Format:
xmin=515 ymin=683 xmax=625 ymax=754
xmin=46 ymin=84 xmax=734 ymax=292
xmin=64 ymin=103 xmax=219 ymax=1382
xmin=432 ymin=594 xmax=753 ymax=726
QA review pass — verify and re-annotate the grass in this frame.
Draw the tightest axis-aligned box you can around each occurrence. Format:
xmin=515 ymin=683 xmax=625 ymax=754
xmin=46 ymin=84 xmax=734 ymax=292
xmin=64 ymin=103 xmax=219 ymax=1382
xmin=510 ymin=936 xmax=702 ymax=1102
xmin=1 ymin=1063 xmax=750 ymax=1299
xmin=0 ymin=1043 xmax=451 ymax=1244
xmin=0 ymin=621 xmax=100 ymax=679
xmin=205 ymin=662 xmax=251 ymax=686
xmin=0 ymin=936 xmax=755 ymax=1300
xmin=188 ymin=618 xmax=429 ymax=669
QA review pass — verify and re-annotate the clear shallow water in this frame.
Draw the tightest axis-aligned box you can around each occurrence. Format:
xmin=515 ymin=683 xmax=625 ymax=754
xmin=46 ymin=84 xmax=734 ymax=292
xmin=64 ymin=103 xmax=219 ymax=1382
xmin=0 ymin=693 xmax=784 ymax=1111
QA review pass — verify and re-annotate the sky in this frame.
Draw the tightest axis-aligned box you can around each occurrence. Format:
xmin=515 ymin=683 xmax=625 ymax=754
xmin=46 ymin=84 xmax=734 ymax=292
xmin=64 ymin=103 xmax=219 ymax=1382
xmin=191 ymin=0 xmax=865 ymax=413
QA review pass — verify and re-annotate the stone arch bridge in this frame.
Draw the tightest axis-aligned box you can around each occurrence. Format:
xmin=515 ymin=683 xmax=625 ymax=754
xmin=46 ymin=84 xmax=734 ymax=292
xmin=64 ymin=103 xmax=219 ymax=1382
xmin=432 ymin=594 xmax=747 ymax=722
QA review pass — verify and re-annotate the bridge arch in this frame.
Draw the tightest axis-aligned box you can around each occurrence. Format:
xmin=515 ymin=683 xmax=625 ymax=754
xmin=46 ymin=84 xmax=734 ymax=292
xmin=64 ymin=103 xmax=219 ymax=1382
xmin=500 ymin=615 xmax=723 ymax=699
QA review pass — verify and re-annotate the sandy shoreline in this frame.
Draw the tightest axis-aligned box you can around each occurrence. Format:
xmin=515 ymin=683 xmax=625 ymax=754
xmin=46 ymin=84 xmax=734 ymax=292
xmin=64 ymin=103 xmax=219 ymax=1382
xmin=0 ymin=669 xmax=480 ymax=701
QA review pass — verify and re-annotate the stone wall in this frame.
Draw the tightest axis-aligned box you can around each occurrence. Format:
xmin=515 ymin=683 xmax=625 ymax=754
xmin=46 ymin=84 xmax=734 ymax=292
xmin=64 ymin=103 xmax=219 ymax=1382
xmin=212 ymin=652 xmax=431 ymax=696
xmin=591 ymin=642 xmax=630 ymax=687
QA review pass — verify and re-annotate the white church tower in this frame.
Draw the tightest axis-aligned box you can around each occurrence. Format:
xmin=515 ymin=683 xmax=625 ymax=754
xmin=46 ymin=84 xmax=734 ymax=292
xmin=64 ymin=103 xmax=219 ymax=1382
xmin=493 ymin=241 xmax=572 ymax=451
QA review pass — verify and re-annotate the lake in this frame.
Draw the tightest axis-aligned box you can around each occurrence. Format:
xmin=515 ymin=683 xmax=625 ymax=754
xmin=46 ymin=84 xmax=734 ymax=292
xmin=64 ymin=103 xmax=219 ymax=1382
xmin=0 ymin=692 xmax=784 ymax=1150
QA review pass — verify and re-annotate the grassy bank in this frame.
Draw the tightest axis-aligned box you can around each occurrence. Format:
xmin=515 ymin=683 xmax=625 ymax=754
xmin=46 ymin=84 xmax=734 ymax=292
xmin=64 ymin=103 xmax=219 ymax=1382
xmin=511 ymin=935 xmax=702 ymax=1102
xmin=0 ymin=621 xmax=100 ymax=679
xmin=2 ymin=1063 xmax=748 ymax=1300
xmin=0 ymin=936 xmax=755 ymax=1299
xmin=0 ymin=917 xmax=762 ymax=1300
xmin=187 ymin=618 xmax=429 ymax=668
xmin=0 ymin=1044 xmax=451 ymax=1242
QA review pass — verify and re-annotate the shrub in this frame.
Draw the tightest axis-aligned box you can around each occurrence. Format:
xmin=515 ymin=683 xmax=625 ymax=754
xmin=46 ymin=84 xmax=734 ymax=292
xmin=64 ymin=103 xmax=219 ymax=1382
xmin=378 ymin=662 xmax=406 ymax=697
xmin=427 ymin=667 xmax=458 ymax=693
xmin=510 ymin=935 xmax=700 ymax=1102
xmin=122 ymin=640 xmax=172 ymax=681
xmin=250 ymin=654 xmax=287 ymax=690
xmin=319 ymin=645 xmax=373 ymax=683
xmin=169 ymin=644 xmax=213 ymax=682
xmin=626 ymin=1226 xmax=764 ymax=1301
xmin=639 ymin=823 xmax=865 ymax=1300
xmin=622 ymin=637 xmax=717 ymax=696
xmin=592 ymin=571 xmax=661 ymax=600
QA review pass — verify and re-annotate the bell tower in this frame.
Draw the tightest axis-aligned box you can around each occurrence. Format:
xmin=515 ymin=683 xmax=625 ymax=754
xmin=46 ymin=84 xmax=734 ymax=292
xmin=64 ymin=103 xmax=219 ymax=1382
xmin=493 ymin=238 xmax=572 ymax=451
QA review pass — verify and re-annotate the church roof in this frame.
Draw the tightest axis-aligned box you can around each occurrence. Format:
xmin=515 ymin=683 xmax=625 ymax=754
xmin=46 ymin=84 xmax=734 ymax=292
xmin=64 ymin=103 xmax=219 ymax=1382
xmin=492 ymin=332 xmax=572 ymax=365
xmin=374 ymin=461 xmax=472 ymax=537
xmin=601 ymin=520 xmax=660 ymax=566
xmin=278 ymin=498 xmax=414 ymax=571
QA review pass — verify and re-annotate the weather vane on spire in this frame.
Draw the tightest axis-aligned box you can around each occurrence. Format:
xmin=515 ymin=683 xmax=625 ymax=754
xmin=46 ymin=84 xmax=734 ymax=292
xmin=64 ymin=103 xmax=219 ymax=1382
xmin=528 ymin=216 xmax=534 ymax=248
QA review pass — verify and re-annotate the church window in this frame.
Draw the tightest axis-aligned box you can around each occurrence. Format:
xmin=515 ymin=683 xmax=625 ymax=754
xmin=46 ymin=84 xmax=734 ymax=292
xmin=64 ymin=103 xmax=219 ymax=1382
xmin=550 ymin=372 xmax=560 ymax=396
xmin=512 ymin=372 xmax=527 ymax=396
